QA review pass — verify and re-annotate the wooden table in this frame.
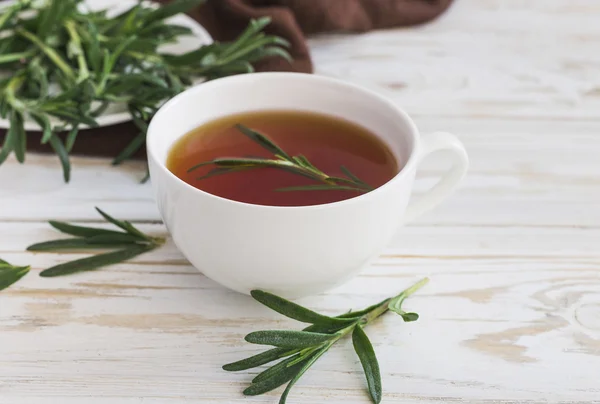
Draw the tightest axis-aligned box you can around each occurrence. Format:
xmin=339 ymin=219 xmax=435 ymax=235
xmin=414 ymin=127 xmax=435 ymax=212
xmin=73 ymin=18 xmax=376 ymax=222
xmin=1 ymin=1 xmax=599 ymax=402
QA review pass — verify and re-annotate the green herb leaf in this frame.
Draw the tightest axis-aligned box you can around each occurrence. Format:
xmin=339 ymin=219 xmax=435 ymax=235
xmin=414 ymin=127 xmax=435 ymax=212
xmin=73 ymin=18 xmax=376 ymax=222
xmin=30 ymin=113 xmax=53 ymax=144
xmin=341 ymin=165 xmax=369 ymax=187
xmin=235 ymin=124 xmax=292 ymax=161
xmin=243 ymin=357 xmax=305 ymax=396
xmin=48 ymin=220 xmax=128 ymax=238
xmin=222 ymin=347 xmax=295 ymax=372
xmin=65 ymin=125 xmax=79 ymax=152
xmin=0 ymin=260 xmax=30 ymax=291
xmin=0 ymin=119 xmax=16 ymax=165
xmin=278 ymin=347 xmax=329 ymax=404
xmin=39 ymin=244 xmax=152 ymax=277
xmin=94 ymin=207 xmax=150 ymax=241
xmin=352 ymin=326 xmax=382 ymax=404
xmin=27 ymin=238 xmax=125 ymax=251
xmin=245 ymin=330 xmax=333 ymax=349
xmin=111 ymin=132 xmax=146 ymax=165
xmin=251 ymin=290 xmax=356 ymax=326
xmin=251 ymin=353 xmax=303 ymax=384
xmin=47 ymin=134 xmax=71 ymax=182
xmin=397 ymin=312 xmax=419 ymax=322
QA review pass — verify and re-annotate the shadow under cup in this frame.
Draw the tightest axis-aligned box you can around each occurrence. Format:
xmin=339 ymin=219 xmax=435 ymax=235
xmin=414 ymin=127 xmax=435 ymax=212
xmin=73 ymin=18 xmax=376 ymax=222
xmin=147 ymin=72 xmax=419 ymax=298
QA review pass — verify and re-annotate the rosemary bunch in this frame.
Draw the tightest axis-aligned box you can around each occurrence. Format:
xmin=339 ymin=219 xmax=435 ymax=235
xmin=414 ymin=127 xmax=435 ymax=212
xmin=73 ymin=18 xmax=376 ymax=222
xmin=188 ymin=124 xmax=374 ymax=193
xmin=27 ymin=207 xmax=164 ymax=277
xmin=0 ymin=0 xmax=290 ymax=181
xmin=224 ymin=278 xmax=428 ymax=403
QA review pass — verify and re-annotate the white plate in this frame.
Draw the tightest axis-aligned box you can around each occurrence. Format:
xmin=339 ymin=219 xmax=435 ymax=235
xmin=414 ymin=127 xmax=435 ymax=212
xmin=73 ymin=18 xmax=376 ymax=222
xmin=0 ymin=0 xmax=212 ymax=131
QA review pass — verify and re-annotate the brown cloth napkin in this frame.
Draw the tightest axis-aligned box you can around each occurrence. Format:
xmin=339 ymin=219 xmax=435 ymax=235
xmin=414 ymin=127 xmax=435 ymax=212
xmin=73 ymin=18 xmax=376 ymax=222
xmin=184 ymin=0 xmax=453 ymax=73
xmin=8 ymin=0 xmax=452 ymax=159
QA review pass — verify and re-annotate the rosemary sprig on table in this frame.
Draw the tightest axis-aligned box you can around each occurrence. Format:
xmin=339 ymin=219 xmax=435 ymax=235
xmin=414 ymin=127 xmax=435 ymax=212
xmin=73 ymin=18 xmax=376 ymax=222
xmin=0 ymin=0 xmax=290 ymax=181
xmin=223 ymin=278 xmax=428 ymax=404
xmin=27 ymin=207 xmax=164 ymax=277
xmin=0 ymin=258 xmax=30 ymax=291
xmin=188 ymin=124 xmax=374 ymax=193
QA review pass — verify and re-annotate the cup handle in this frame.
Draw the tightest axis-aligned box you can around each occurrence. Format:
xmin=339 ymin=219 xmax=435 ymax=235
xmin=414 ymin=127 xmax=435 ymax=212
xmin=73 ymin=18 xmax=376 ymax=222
xmin=403 ymin=132 xmax=469 ymax=223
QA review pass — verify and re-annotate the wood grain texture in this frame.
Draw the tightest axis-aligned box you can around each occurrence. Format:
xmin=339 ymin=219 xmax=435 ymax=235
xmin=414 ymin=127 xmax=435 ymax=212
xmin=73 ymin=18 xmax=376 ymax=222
xmin=1 ymin=0 xmax=600 ymax=403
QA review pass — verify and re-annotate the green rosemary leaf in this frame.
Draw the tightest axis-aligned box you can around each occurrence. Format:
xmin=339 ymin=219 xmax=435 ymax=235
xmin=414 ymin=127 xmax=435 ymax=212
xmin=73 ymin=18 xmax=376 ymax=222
xmin=107 ymin=35 xmax=138 ymax=72
xmin=336 ymin=300 xmax=389 ymax=319
xmin=251 ymin=353 xmax=303 ymax=384
xmin=245 ymin=330 xmax=333 ymax=349
xmin=400 ymin=312 xmax=419 ymax=322
xmin=221 ymin=17 xmax=271 ymax=57
xmin=293 ymin=155 xmax=317 ymax=171
xmin=222 ymin=347 xmax=295 ymax=372
xmin=112 ymin=131 xmax=146 ymax=165
xmin=30 ymin=112 xmax=53 ymax=144
xmin=0 ymin=118 xmax=15 ymax=165
xmin=352 ymin=326 xmax=382 ymax=404
xmin=199 ymin=60 xmax=253 ymax=76
xmin=47 ymin=134 xmax=71 ymax=182
xmin=86 ymin=233 xmax=147 ymax=245
xmin=235 ymin=124 xmax=292 ymax=161
xmin=0 ymin=260 xmax=30 ymax=291
xmin=187 ymin=161 xmax=215 ymax=173
xmin=94 ymin=207 xmax=150 ymax=241
xmin=65 ymin=125 xmax=79 ymax=152
xmin=85 ymin=21 xmax=102 ymax=71
xmin=49 ymin=220 xmax=131 ymax=238
xmin=39 ymin=244 xmax=153 ymax=277
xmin=246 ymin=46 xmax=293 ymax=64
xmin=341 ymin=165 xmax=368 ymax=186
xmin=0 ymin=2 xmax=19 ymax=31
xmin=388 ymin=277 xmax=429 ymax=314
xmin=140 ymin=168 xmax=150 ymax=184
xmin=37 ymin=0 xmax=70 ymax=38
xmin=251 ymin=290 xmax=356 ymax=326
xmin=278 ymin=347 xmax=329 ymax=404
xmin=163 ymin=44 xmax=216 ymax=66
xmin=27 ymin=238 xmax=131 ymax=251
xmin=243 ymin=357 xmax=307 ymax=396
xmin=143 ymin=0 xmax=206 ymax=25
xmin=26 ymin=239 xmax=90 ymax=251
xmin=208 ymin=158 xmax=283 ymax=168
xmin=107 ymin=73 xmax=169 ymax=95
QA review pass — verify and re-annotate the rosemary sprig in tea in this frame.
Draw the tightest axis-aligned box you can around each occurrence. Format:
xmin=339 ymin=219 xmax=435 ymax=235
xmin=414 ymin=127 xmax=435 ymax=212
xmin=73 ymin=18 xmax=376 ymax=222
xmin=223 ymin=278 xmax=429 ymax=404
xmin=27 ymin=207 xmax=165 ymax=277
xmin=0 ymin=258 xmax=30 ymax=291
xmin=0 ymin=0 xmax=290 ymax=181
xmin=188 ymin=124 xmax=375 ymax=193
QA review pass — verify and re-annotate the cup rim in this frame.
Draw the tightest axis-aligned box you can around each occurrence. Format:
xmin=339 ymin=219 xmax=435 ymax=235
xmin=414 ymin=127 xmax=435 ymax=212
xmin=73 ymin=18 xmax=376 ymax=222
xmin=147 ymin=72 xmax=420 ymax=211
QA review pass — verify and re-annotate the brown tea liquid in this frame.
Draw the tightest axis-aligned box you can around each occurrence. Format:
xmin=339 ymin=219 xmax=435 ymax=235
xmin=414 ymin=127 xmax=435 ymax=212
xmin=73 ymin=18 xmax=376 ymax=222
xmin=167 ymin=110 xmax=399 ymax=207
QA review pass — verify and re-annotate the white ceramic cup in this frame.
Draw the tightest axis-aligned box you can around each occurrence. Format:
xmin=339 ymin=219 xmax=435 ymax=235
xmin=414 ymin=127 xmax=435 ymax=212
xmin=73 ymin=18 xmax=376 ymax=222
xmin=147 ymin=72 xmax=468 ymax=298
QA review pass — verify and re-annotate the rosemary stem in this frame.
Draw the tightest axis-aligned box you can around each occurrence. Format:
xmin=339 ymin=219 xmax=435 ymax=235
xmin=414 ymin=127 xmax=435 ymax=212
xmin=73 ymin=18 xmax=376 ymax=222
xmin=331 ymin=278 xmax=429 ymax=342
